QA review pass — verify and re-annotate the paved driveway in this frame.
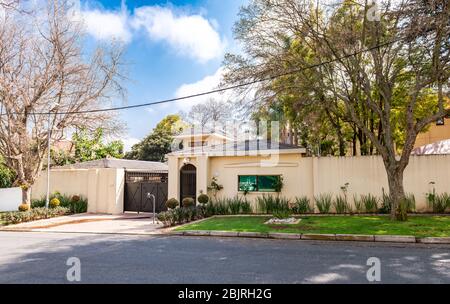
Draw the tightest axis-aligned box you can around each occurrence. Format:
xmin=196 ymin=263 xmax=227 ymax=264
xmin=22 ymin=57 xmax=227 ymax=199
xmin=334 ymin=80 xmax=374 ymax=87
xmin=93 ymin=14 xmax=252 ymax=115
xmin=1 ymin=213 xmax=165 ymax=235
xmin=0 ymin=231 xmax=449 ymax=283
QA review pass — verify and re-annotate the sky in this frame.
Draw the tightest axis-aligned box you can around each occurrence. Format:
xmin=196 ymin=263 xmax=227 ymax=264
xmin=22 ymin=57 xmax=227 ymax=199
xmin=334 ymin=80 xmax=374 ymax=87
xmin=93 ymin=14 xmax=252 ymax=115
xmin=78 ymin=0 xmax=247 ymax=151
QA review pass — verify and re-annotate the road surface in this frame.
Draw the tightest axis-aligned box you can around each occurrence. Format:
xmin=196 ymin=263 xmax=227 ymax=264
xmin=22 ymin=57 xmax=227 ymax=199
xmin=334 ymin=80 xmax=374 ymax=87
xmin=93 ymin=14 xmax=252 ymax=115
xmin=0 ymin=231 xmax=449 ymax=283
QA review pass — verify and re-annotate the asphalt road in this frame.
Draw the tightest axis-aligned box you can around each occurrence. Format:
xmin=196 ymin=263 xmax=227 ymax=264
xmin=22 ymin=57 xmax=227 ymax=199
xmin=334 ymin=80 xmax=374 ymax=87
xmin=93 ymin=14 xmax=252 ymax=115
xmin=0 ymin=231 xmax=449 ymax=283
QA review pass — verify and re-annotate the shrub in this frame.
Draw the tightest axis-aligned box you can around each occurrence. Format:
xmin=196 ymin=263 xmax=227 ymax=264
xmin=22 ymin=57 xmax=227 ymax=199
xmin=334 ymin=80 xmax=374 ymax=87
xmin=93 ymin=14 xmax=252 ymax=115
xmin=404 ymin=193 xmax=416 ymax=213
xmin=56 ymin=194 xmax=71 ymax=208
xmin=379 ymin=188 xmax=392 ymax=214
xmin=156 ymin=211 xmax=172 ymax=227
xmin=228 ymin=198 xmax=241 ymax=215
xmin=353 ymin=194 xmax=364 ymax=214
xmin=157 ymin=206 xmax=209 ymax=227
xmin=240 ymin=199 xmax=252 ymax=214
xmin=197 ymin=193 xmax=209 ymax=205
xmin=213 ymin=198 xmax=230 ymax=215
xmin=361 ymin=194 xmax=378 ymax=213
xmin=49 ymin=198 xmax=60 ymax=208
xmin=273 ymin=209 xmax=292 ymax=219
xmin=31 ymin=198 xmax=45 ymax=208
xmin=182 ymin=197 xmax=195 ymax=208
xmin=18 ymin=203 xmax=30 ymax=212
xmin=70 ymin=197 xmax=88 ymax=214
xmin=166 ymin=198 xmax=179 ymax=209
xmin=333 ymin=195 xmax=351 ymax=214
xmin=256 ymin=195 xmax=290 ymax=214
xmin=292 ymin=196 xmax=313 ymax=214
xmin=31 ymin=193 xmax=72 ymax=209
xmin=396 ymin=199 xmax=409 ymax=221
xmin=314 ymin=193 xmax=332 ymax=213
xmin=1 ymin=207 xmax=70 ymax=225
xmin=428 ymin=193 xmax=450 ymax=213
xmin=205 ymin=202 xmax=217 ymax=217
xmin=226 ymin=196 xmax=253 ymax=214
xmin=272 ymin=176 xmax=284 ymax=193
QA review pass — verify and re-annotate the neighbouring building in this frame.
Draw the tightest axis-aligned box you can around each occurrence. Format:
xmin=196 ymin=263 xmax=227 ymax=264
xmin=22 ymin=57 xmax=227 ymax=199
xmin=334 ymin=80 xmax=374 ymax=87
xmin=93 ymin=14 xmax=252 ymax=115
xmin=413 ymin=115 xmax=450 ymax=155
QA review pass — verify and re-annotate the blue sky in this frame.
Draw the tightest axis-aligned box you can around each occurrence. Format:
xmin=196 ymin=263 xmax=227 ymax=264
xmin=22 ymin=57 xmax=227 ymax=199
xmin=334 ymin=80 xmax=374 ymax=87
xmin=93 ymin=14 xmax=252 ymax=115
xmin=79 ymin=0 xmax=246 ymax=150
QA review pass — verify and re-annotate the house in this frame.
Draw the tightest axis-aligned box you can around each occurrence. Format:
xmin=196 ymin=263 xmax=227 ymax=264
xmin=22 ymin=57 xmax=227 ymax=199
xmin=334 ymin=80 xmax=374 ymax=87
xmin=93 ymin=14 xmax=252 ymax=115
xmin=173 ymin=129 xmax=232 ymax=151
xmin=413 ymin=115 xmax=450 ymax=155
xmin=167 ymin=136 xmax=306 ymax=203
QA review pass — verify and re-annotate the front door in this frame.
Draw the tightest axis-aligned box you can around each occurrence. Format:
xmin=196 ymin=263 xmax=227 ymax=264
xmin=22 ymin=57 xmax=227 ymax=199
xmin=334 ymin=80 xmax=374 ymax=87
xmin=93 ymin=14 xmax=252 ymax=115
xmin=180 ymin=164 xmax=196 ymax=202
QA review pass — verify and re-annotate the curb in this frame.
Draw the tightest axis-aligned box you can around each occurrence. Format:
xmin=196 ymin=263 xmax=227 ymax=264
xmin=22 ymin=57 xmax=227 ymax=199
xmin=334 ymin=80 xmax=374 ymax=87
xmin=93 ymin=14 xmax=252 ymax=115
xmin=174 ymin=230 xmax=450 ymax=244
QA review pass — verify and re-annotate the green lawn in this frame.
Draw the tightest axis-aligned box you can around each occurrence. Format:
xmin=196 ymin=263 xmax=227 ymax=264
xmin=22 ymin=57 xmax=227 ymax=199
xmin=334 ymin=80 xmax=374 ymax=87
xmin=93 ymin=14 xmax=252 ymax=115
xmin=177 ymin=215 xmax=450 ymax=237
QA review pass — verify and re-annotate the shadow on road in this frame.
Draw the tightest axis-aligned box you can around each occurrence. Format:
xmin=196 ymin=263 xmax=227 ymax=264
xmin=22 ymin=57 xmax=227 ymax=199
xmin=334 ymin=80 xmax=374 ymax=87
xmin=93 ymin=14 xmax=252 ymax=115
xmin=0 ymin=232 xmax=449 ymax=283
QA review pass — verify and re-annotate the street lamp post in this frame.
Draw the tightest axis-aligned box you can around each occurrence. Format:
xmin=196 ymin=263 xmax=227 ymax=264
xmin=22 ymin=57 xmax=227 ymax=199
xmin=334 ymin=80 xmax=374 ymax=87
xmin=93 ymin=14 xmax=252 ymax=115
xmin=45 ymin=103 xmax=59 ymax=208
xmin=45 ymin=111 xmax=51 ymax=209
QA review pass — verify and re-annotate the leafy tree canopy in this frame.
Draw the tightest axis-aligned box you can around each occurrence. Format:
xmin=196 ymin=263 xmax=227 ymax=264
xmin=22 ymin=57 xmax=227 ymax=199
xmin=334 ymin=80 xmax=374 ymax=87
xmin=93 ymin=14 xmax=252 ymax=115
xmin=125 ymin=115 xmax=185 ymax=162
xmin=52 ymin=128 xmax=124 ymax=166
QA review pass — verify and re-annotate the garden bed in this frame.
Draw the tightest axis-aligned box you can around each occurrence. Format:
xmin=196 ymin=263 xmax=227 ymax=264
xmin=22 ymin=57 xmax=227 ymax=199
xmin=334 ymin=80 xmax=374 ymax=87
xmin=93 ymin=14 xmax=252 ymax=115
xmin=176 ymin=215 xmax=450 ymax=238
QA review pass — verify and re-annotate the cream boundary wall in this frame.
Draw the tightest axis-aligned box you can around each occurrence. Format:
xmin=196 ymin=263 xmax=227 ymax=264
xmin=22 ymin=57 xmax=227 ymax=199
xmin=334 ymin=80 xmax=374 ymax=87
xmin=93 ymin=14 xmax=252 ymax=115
xmin=31 ymin=168 xmax=125 ymax=214
xmin=168 ymin=154 xmax=450 ymax=211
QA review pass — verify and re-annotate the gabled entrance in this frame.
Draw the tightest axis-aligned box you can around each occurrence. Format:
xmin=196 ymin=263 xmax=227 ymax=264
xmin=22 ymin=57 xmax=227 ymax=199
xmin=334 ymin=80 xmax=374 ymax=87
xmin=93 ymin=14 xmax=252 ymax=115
xmin=180 ymin=164 xmax=196 ymax=202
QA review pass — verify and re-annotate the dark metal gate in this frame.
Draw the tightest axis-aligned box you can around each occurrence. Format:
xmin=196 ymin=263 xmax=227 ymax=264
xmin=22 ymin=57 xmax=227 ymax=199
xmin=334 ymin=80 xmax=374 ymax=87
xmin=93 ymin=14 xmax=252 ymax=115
xmin=124 ymin=171 xmax=168 ymax=213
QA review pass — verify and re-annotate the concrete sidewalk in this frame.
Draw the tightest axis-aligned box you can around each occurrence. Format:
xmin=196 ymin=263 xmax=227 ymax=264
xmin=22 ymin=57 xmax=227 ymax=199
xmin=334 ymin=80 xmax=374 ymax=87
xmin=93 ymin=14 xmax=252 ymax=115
xmin=0 ymin=213 xmax=168 ymax=235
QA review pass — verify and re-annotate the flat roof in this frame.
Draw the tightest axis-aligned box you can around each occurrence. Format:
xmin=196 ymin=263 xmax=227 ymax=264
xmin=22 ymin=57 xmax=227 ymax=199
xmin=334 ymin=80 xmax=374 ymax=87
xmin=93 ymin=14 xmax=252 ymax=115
xmin=168 ymin=140 xmax=306 ymax=157
xmin=55 ymin=158 xmax=168 ymax=171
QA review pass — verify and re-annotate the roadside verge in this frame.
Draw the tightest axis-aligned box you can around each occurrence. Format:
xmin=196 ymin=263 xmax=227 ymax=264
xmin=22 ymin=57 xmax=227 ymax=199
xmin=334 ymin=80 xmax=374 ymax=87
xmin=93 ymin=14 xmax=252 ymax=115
xmin=171 ymin=230 xmax=450 ymax=244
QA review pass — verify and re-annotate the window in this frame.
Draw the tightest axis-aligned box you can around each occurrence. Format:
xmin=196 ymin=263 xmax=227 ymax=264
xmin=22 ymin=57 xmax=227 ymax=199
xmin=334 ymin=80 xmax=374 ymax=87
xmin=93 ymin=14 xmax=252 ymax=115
xmin=238 ymin=175 xmax=257 ymax=192
xmin=436 ymin=118 xmax=445 ymax=126
xmin=188 ymin=141 xmax=208 ymax=147
xmin=238 ymin=175 xmax=281 ymax=192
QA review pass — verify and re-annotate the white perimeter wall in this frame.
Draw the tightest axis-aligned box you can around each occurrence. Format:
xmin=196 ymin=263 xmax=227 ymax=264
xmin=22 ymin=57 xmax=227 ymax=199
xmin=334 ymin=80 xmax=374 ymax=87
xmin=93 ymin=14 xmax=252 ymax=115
xmin=0 ymin=187 xmax=22 ymax=211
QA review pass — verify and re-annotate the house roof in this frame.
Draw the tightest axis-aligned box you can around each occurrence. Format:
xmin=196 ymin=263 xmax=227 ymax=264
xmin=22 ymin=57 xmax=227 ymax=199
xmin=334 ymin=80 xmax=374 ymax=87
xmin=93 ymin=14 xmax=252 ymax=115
xmin=174 ymin=128 xmax=232 ymax=140
xmin=412 ymin=139 xmax=450 ymax=155
xmin=168 ymin=139 xmax=306 ymax=157
xmin=55 ymin=158 xmax=168 ymax=171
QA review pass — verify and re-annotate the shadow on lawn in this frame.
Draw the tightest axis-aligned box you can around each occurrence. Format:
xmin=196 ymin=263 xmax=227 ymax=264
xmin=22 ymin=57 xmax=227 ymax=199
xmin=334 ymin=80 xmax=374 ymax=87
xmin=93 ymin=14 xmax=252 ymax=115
xmin=0 ymin=233 xmax=449 ymax=283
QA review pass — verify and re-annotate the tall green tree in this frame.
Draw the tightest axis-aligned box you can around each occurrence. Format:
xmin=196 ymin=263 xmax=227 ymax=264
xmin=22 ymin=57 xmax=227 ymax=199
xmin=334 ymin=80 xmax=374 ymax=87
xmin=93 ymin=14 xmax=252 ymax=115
xmin=125 ymin=115 xmax=185 ymax=162
xmin=0 ymin=156 xmax=14 ymax=188
xmin=51 ymin=128 xmax=124 ymax=166
xmin=224 ymin=0 xmax=450 ymax=220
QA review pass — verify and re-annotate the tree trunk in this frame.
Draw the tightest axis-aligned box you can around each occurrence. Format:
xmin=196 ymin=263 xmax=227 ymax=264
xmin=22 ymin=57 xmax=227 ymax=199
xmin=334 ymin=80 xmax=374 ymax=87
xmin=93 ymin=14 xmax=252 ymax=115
xmin=22 ymin=187 xmax=31 ymax=205
xmin=385 ymin=165 xmax=407 ymax=220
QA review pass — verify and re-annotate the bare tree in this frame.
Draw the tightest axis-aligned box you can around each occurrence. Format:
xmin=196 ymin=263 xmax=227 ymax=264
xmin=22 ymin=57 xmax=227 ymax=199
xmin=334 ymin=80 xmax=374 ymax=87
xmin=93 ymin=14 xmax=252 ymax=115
xmin=0 ymin=0 xmax=125 ymax=204
xmin=185 ymin=98 xmax=232 ymax=130
xmin=224 ymin=0 xmax=450 ymax=220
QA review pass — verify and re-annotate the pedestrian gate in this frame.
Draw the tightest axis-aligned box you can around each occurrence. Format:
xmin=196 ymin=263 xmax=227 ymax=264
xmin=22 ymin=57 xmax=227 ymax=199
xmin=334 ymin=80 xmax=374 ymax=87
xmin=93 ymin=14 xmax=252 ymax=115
xmin=124 ymin=171 xmax=168 ymax=213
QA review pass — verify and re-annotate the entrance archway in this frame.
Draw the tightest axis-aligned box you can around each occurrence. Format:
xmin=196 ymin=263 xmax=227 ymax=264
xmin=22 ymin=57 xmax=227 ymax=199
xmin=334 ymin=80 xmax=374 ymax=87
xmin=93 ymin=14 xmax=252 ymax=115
xmin=180 ymin=164 xmax=197 ymax=202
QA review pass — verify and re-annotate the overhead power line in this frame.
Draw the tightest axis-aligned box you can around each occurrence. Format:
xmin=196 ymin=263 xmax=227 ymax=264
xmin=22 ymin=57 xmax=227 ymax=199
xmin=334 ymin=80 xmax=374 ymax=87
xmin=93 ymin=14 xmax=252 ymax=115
xmin=1 ymin=37 xmax=402 ymax=116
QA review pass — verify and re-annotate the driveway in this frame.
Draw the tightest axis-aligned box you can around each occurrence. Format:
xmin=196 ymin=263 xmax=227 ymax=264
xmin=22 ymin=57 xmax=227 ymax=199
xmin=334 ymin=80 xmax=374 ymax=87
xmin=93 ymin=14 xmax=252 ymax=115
xmin=0 ymin=231 xmax=449 ymax=283
xmin=0 ymin=213 xmax=165 ymax=235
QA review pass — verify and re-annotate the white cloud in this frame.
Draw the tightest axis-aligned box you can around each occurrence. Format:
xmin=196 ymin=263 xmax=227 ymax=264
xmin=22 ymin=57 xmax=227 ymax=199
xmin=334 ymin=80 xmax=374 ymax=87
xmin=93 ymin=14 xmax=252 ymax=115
xmin=131 ymin=6 xmax=226 ymax=63
xmin=76 ymin=4 xmax=225 ymax=63
xmin=121 ymin=137 xmax=140 ymax=152
xmin=174 ymin=67 xmax=230 ymax=111
xmin=81 ymin=9 xmax=131 ymax=43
